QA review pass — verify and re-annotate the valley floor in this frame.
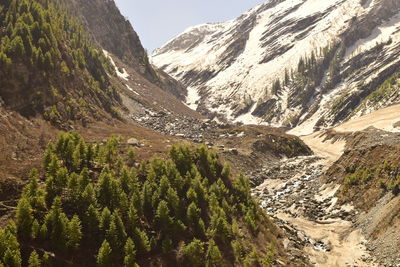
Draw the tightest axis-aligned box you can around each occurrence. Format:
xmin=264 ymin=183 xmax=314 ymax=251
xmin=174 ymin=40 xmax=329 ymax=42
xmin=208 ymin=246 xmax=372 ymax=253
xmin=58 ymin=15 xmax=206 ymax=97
xmin=252 ymin=105 xmax=400 ymax=266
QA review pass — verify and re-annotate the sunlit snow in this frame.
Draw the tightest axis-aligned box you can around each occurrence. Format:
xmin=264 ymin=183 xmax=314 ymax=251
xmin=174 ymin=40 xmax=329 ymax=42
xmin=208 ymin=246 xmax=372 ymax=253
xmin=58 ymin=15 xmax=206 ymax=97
xmin=103 ymin=50 xmax=130 ymax=81
xmin=185 ymin=87 xmax=201 ymax=110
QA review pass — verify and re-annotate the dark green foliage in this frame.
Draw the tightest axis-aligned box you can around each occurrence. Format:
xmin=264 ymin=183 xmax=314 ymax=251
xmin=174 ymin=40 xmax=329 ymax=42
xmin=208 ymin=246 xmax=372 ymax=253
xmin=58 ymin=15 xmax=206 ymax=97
xmin=67 ymin=215 xmax=82 ymax=249
xmin=44 ymin=197 xmax=69 ymax=250
xmin=181 ymin=239 xmax=205 ymax=267
xmin=123 ymin=238 xmax=137 ymax=267
xmin=343 ymin=162 xmax=400 ymax=192
xmin=0 ymin=132 xmax=274 ymax=265
xmin=16 ymin=198 xmax=33 ymax=239
xmin=0 ymin=0 xmax=121 ymax=126
xmin=0 ymin=223 xmax=21 ymax=267
xmin=4 ymin=247 xmax=22 ymax=267
xmin=97 ymin=240 xmax=112 ymax=267
xmin=28 ymin=251 xmax=41 ymax=267
xmin=205 ymin=240 xmax=223 ymax=267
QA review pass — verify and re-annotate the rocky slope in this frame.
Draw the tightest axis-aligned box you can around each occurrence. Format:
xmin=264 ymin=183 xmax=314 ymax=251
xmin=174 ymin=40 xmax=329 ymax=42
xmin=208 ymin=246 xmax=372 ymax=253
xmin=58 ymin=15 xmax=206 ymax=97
xmin=152 ymin=0 xmax=400 ymax=134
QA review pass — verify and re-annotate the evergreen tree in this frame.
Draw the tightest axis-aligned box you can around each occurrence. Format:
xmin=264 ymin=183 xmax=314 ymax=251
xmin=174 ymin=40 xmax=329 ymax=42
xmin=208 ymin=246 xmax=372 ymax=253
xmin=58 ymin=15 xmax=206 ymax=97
xmin=39 ymin=223 xmax=48 ymax=240
xmin=166 ymin=187 xmax=180 ymax=216
xmin=100 ymin=207 xmax=112 ymax=231
xmin=45 ymin=197 xmax=68 ymax=250
xmin=182 ymin=239 xmax=205 ymax=267
xmin=205 ymin=240 xmax=223 ymax=267
xmin=16 ymin=198 xmax=33 ymax=239
xmin=84 ymin=204 xmax=100 ymax=239
xmin=28 ymin=251 xmax=41 ymax=267
xmin=126 ymin=147 xmax=136 ymax=167
xmin=155 ymin=200 xmax=171 ymax=229
xmin=123 ymin=238 xmax=137 ymax=267
xmin=126 ymin=203 xmax=138 ymax=234
xmin=187 ymin=202 xmax=200 ymax=226
xmin=67 ymin=215 xmax=82 ymax=249
xmin=106 ymin=212 xmax=127 ymax=250
xmin=97 ymin=166 xmax=113 ymax=206
xmin=133 ymin=228 xmax=150 ymax=253
xmin=81 ymin=183 xmax=97 ymax=208
xmin=10 ymin=36 xmax=25 ymax=57
xmin=97 ymin=240 xmax=112 ymax=267
xmin=3 ymin=248 xmax=22 ymax=267
xmin=284 ymin=68 xmax=290 ymax=85
xmin=31 ymin=219 xmax=40 ymax=239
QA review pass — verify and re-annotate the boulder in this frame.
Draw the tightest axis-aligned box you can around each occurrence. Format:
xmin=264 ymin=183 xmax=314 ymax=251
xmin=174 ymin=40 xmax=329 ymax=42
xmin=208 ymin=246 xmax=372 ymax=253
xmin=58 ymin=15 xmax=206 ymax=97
xmin=127 ymin=138 xmax=140 ymax=146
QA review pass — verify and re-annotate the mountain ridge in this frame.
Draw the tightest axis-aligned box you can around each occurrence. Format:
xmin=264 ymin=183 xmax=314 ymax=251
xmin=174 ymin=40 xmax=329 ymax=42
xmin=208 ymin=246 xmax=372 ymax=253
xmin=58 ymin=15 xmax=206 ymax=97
xmin=152 ymin=0 xmax=400 ymax=134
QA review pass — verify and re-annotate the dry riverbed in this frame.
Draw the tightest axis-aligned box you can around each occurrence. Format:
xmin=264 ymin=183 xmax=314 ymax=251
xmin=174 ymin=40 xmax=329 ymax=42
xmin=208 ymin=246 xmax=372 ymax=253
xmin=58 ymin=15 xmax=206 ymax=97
xmin=251 ymin=128 xmax=381 ymax=266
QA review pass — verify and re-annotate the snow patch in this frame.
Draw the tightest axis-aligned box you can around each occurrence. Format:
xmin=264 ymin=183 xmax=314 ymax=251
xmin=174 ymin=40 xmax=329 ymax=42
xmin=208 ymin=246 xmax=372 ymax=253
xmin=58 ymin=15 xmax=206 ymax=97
xmin=185 ymin=87 xmax=201 ymax=110
xmin=126 ymin=84 xmax=139 ymax=96
xmin=345 ymin=13 xmax=400 ymax=60
xmin=103 ymin=50 xmax=130 ymax=81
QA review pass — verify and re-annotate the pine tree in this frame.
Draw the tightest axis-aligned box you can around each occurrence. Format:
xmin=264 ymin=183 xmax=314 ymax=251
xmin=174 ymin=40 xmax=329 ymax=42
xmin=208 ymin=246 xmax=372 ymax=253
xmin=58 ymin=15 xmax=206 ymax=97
xmin=123 ymin=238 xmax=137 ymax=267
xmin=205 ymin=240 xmax=223 ymax=267
xmin=182 ymin=239 xmax=205 ymax=267
xmin=106 ymin=212 xmax=127 ymax=250
xmin=67 ymin=215 xmax=82 ymax=249
xmin=31 ymin=219 xmax=40 ymax=239
xmin=16 ymin=198 xmax=33 ymax=239
xmin=284 ymin=68 xmax=290 ymax=85
xmin=67 ymin=173 xmax=80 ymax=206
xmin=81 ymin=183 xmax=97 ymax=209
xmin=166 ymin=187 xmax=180 ymax=216
xmin=84 ymin=204 xmax=100 ymax=239
xmin=187 ymin=202 xmax=200 ymax=226
xmin=119 ymin=167 xmax=130 ymax=194
xmin=45 ymin=197 xmax=68 ymax=250
xmin=39 ymin=223 xmax=48 ymax=240
xmin=100 ymin=207 xmax=112 ymax=231
xmin=72 ymin=145 xmax=82 ymax=171
xmin=155 ymin=200 xmax=171 ymax=229
xmin=42 ymin=253 xmax=50 ymax=267
xmin=186 ymin=188 xmax=198 ymax=204
xmin=44 ymin=51 xmax=53 ymax=71
xmin=97 ymin=240 xmax=112 ymax=267
xmin=133 ymin=228 xmax=150 ymax=253
xmin=3 ymin=248 xmax=22 ymax=267
xmin=10 ymin=36 xmax=25 ymax=57
xmin=0 ymin=52 xmax=12 ymax=74
xmin=28 ymin=251 xmax=41 ymax=267
xmin=97 ymin=166 xmax=113 ymax=206
xmin=126 ymin=147 xmax=136 ymax=167
xmin=126 ymin=203 xmax=138 ymax=234
xmin=80 ymin=167 xmax=90 ymax=190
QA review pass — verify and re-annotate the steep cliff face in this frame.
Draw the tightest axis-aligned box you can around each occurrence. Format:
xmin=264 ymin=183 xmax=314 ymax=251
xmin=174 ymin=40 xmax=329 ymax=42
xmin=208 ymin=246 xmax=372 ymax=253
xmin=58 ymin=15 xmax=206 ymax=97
xmin=152 ymin=0 xmax=400 ymax=134
xmin=62 ymin=0 xmax=187 ymax=99
xmin=63 ymin=0 xmax=153 ymax=76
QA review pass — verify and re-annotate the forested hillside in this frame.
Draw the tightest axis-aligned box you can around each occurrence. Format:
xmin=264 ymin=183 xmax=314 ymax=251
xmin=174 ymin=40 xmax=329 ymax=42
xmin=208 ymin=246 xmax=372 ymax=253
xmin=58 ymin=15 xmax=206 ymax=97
xmin=0 ymin=132 xmax=285 ymax=266
xmin=0 ymin=0 xmax=122 ymax=127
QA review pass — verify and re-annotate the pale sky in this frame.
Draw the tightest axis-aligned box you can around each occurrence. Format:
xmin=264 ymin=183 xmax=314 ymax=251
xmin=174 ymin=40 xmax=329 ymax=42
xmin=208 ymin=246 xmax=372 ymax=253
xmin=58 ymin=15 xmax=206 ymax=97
xmin=114 ymin=0 xmax=266 ymax=53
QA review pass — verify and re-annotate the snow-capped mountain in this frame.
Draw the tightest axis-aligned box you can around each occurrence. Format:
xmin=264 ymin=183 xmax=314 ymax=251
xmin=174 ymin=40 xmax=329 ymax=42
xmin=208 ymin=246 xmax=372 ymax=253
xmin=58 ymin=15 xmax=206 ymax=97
xmin=152 ymin=0 xmax=400 ymax=134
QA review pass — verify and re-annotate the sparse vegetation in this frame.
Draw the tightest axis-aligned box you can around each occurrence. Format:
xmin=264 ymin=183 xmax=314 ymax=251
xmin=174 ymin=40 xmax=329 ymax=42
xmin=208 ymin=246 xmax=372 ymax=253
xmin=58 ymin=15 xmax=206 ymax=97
xmin=343 ymin=162 xmax=400 ymax=191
